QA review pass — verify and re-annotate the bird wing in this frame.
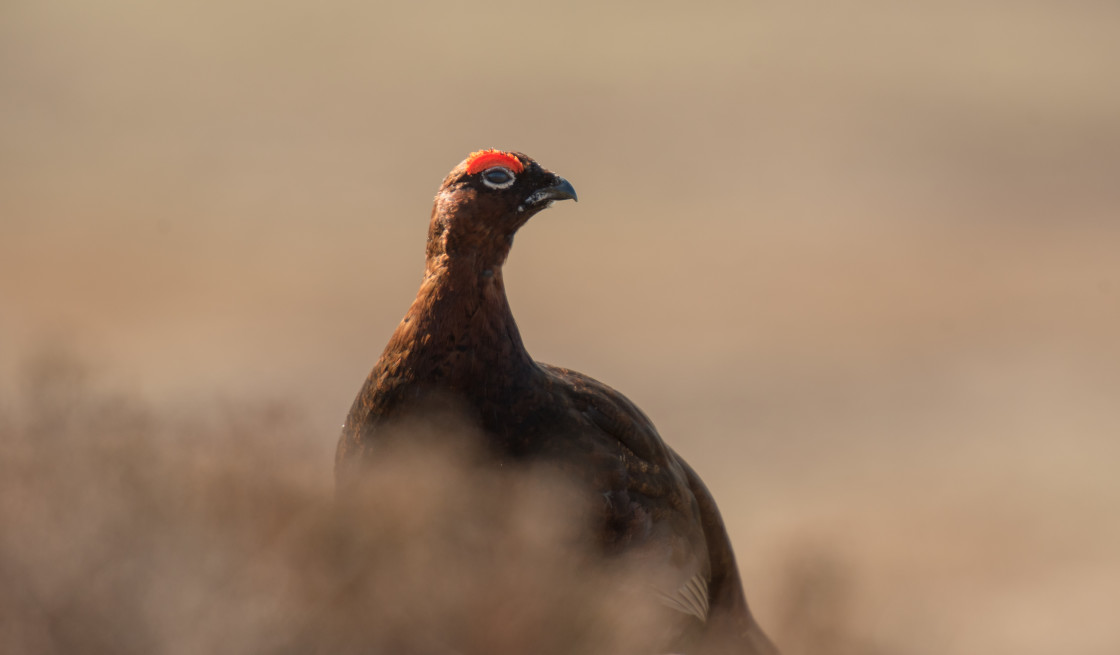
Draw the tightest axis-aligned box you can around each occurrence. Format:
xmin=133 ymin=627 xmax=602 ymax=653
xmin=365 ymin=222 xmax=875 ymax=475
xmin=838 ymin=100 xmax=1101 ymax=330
xmin=657 ymin=571 xmax=711 ymax=622
xmin=674 ymin=453 xmax=780 ymax=655
xmin=538 ymin=364 xmax=714 ymax=624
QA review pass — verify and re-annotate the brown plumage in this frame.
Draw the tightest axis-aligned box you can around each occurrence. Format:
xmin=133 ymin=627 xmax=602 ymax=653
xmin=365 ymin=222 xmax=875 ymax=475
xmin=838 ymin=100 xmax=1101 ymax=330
xmin=336 ymin=150 xmax=777 ymax=654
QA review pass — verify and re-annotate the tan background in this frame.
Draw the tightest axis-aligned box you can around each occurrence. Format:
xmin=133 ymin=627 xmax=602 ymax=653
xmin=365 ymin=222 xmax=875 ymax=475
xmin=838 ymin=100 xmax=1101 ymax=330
xmin=3 ymin=2 xmax=1119 ymax=653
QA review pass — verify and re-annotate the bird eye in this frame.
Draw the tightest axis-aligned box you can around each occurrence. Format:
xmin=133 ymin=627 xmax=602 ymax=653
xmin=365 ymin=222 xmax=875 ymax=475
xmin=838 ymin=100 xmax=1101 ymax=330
xmin=480 ymin=166 xmax=515 ymax=189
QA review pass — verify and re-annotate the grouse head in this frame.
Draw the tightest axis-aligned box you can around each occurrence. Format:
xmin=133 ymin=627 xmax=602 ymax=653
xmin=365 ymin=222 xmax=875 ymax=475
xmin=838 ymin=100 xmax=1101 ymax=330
xmin=426 ymin=150 xmax=577 ymax=268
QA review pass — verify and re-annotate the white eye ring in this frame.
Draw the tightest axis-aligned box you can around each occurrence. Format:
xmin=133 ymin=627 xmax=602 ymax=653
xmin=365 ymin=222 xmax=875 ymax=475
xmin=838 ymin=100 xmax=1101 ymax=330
xmin=480 ymin=166 xmax=516 ymax=190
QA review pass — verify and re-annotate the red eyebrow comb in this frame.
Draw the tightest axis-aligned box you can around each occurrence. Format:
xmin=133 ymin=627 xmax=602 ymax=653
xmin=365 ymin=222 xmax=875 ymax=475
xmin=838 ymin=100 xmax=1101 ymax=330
xmin=465 ymin=149 xmax=525 ymax=175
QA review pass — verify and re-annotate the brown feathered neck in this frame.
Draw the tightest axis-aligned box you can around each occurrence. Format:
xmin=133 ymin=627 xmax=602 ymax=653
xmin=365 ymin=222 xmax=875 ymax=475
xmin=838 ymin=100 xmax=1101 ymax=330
xmin=424 ymin=184 xmax=524 ymax=268
xmin=379 ymin=189 xmax=534 ymax=392
xmin=373 ymin=150 xmax=576 ymax=394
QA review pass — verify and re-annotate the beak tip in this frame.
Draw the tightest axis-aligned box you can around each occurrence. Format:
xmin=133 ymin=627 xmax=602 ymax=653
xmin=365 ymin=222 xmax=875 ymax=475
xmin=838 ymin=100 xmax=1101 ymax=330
xmin=552 ymin=176 xmax=578 ymax=203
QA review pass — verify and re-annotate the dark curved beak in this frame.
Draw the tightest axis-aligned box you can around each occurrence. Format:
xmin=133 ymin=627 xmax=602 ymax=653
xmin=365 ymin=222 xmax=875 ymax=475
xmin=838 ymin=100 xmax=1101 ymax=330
xmin=542 ymin=176 xmax=578 ymax=203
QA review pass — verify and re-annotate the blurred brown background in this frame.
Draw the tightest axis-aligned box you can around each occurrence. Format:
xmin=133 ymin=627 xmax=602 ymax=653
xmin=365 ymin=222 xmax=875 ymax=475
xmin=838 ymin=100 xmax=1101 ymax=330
xmin=2 ymin=1 xmax=1119 ymax=653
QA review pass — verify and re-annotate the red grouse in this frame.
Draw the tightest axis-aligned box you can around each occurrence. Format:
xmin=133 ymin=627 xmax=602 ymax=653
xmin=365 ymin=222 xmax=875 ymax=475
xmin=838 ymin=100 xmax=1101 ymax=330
xmin=337 ymin=150 xmax=777 ymax=654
